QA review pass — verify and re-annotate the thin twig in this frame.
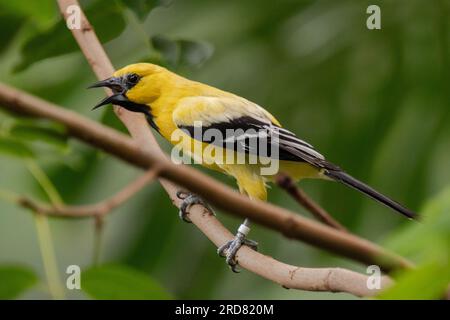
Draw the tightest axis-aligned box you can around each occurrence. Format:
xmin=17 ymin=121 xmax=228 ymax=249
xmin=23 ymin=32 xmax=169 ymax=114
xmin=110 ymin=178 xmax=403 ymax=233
xmin=23 ymin=168 xmax=156 ymax=267
xmin=276 ymin=173 xmax=347 ymax=231
xmin=17 ymin=168 xmax=158 ymax=218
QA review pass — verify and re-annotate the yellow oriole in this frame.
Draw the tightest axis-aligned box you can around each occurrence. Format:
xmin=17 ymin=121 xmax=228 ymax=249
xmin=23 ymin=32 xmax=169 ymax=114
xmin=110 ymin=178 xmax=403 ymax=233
xmin=90 ymin=63 xmax=416 ymax=271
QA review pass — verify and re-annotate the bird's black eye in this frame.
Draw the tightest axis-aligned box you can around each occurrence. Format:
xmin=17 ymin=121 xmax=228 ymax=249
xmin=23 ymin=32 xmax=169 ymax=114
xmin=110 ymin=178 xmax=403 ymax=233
xmin=127 ymin=73 xmax=140 ymax=86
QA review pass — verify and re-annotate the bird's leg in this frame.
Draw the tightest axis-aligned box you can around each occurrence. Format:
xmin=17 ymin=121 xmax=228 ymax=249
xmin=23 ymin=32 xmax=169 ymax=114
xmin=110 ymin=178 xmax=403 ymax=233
xmin=176 ymin=191 xmax=214 ymax=223
xmin=217 ymin=218 xmax=258 ymax=272
xmin=176 ymin=191 xmax=257 ymax=272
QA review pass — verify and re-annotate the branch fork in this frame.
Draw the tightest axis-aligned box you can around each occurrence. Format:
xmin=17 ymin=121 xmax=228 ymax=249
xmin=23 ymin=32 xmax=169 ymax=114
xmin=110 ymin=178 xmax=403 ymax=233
xmin=0 ymin=0 xmax=415 ymax=297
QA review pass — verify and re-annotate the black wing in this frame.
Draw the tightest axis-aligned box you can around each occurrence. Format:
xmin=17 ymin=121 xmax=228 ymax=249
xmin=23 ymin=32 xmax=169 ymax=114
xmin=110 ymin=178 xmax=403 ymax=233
xmin=178 ymin=115 xmax=417 ymax=219
xmin=178 ymin=116 xmax=329 ymax=165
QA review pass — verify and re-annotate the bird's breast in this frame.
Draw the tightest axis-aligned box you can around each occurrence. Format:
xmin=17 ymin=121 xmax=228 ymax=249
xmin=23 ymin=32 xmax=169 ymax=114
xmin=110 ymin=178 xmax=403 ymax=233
xmin=151 ymin=98 xmax=179 ymax=142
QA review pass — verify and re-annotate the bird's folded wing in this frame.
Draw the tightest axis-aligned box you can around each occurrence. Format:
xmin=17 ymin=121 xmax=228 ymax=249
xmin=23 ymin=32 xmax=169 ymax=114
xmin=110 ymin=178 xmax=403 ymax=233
xmin=172 ymin=96 xmax=326 ymax=164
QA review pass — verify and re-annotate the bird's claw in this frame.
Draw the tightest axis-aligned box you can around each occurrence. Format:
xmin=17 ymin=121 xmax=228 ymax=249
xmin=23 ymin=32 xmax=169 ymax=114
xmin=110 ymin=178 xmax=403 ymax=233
xmin=176 ymin=191 xmax=214 ymax=223
xmin=217 ymin=232 xmax=258 ymax=273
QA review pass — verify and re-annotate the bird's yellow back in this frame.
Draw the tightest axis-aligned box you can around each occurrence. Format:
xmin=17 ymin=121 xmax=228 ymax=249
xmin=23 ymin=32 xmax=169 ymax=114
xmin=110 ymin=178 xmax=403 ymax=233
xmin=115 ymin=63 xmax=280 ymax=144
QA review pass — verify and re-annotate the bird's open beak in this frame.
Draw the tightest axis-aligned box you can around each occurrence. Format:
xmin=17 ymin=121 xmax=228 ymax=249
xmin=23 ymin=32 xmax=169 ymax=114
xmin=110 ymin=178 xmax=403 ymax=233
xmin=90 ymin=93 xmax=131 ymax=110
xmin=88 ymin=77 xmax=124 ymax=92
xmin=88 ymin=77 xmax=129 ymax=110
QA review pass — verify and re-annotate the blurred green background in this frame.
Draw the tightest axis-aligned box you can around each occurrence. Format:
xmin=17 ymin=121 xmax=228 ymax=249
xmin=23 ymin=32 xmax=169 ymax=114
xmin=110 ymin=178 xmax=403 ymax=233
xmin=0 ymin=0 xmax=449 ymax=299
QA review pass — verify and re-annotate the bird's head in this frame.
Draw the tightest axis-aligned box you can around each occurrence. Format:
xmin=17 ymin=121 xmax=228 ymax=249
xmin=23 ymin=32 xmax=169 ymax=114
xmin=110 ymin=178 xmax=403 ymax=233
xmin=89 ymin=63 xmax=167 ymax=113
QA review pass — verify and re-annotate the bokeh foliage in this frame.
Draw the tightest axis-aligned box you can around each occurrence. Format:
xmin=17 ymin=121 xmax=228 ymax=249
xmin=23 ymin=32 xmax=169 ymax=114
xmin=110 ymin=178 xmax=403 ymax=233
xmin=0 ymin=0 xmax=449 ymax=299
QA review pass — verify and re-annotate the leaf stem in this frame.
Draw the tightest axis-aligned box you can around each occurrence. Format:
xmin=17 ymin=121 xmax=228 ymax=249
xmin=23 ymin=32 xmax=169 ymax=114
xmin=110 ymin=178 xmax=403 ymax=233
xmin=33 ymin=214 xmax=65 ymax=299
xmin=27 ymin=160 xmax=63 ymax=205
xmin=27 ymin=160 xmax=65 ymax=299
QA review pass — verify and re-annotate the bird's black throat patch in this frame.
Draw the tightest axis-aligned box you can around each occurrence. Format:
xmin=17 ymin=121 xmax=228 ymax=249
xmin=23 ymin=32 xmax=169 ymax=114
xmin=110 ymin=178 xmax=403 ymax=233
xmin=118 ymin=99 xmax=159 ymax=132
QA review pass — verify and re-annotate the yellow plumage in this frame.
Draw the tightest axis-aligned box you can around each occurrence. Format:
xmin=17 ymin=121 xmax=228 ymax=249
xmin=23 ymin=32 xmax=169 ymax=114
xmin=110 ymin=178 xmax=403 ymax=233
xmin=90 ymin=62 xmax=416 ymax=269
xmin=90 ymin=62 xmax=415 ymax=221
xmin=113 ymin=63 xmax=322 ymax=201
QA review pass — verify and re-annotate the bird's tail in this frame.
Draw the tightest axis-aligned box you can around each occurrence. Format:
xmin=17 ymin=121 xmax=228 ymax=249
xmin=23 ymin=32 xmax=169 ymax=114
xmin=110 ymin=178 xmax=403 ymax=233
xmin=324 ymin=169 xmax=417 ymax=220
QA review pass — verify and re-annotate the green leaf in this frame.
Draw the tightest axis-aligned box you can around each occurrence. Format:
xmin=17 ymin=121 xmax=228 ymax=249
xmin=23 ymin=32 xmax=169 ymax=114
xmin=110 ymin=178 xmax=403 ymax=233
xmin=0 ymin=13 xmax=25 ymax=55
xmin=385 ymin=186 xmax=450 ymax=260
xmin=380 ymin=186 xmax=450 ymax=299
xmin=379 ymin=262 xmax=450 ymax=300
xmin=151 ymin=35 xmax=214 ymax=68
xmin=82 ymin=265 xmax=173 ymax=300
xmin=0 ymin=136 xmax=35 ymax=159
xmin=0 ymin=0 xmax=57 ymax=28
xmin=122 ymin=0 xmax=173 ymax=21
xmin=9 ymin=122 xmax=68 ymax=150
xmin=0 ymin=265 xmax=38 ymax=299
xmin=14 ymin=0 xmax=126 ymax=72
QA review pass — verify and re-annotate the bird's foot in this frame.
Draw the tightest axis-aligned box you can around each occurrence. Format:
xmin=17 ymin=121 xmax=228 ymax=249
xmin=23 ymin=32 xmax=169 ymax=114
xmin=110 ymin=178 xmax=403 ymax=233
xmin=217 ymin=229 xmax=258 ymax=273
xmin=176 ymin=191 xmax=214 ymax=223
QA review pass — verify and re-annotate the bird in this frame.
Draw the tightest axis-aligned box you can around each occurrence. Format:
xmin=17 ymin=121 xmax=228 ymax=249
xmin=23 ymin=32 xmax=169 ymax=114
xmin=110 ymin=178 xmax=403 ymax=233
xmin=89 ymin=63 xmax=417 ymax=271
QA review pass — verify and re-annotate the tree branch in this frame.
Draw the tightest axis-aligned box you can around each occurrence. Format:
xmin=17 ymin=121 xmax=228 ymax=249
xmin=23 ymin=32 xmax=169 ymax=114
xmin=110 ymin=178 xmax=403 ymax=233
xmin=0 ymin=81 xmax=396 ymax=297
xmin=276 ymin=174 xmax=347 ymax=231
xmin=0 ymin=0 xmax=413 ymax=297
xmin=58 ymin=0 xmax=414 ymax=273
xmin=0 ymin=80 xmax=413 ymax=273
